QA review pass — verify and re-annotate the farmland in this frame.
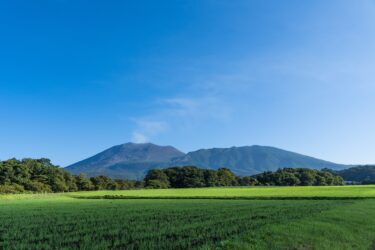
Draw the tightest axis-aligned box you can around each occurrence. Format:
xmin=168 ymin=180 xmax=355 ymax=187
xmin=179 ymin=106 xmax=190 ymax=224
xmin=70 ymin=185 xmax=375 ymax=199
xmin=1 ymin=186 xmax=375 ymax=249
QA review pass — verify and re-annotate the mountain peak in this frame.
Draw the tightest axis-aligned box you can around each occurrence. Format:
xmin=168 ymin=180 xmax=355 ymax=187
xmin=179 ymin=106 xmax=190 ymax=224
xmin=65 ymin=143 xmax=185 ymax=179
xmin=121 ymin=142 xmax=177 ymax=149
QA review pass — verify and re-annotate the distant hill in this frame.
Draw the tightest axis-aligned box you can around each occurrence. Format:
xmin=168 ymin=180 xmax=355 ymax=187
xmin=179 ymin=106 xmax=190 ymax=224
xmin=171 ymin=145 xmax=347 ymax=176
xmin=332 ymin=165 xmax=375 ymax=184
xmin=66 ymin=143 xmax=185 ymax=180
xmin=66 ymin=143 xmax=348 ymax=179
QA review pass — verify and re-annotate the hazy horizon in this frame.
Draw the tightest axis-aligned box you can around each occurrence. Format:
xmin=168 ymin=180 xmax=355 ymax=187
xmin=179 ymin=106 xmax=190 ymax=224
xmin=1 ymin=0 xmax=375 ymax=166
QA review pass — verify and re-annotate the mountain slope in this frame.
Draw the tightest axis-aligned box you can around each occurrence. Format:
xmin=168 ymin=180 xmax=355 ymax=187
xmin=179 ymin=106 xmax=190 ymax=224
xmin=171 ymin=145 xmax=347 ymax=176
xmin=332 ymin=165 xmax=375 ymax=183
xmin=66 ymin=143 xmax=185 ymax=179
xmin=66 ymin=143 xmax=348 ymax=179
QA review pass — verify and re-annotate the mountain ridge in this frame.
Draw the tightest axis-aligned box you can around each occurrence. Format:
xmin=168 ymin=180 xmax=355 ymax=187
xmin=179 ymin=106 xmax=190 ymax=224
xmin=170 ymin=145 xmax=346 ymax=176
xmin=65 ymin=142 xmax=348 ymax=179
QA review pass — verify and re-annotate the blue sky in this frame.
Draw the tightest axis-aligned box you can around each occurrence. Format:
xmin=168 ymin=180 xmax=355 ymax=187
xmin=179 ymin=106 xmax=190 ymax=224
xmin=1 ymin=0 xmax=375 ymax=166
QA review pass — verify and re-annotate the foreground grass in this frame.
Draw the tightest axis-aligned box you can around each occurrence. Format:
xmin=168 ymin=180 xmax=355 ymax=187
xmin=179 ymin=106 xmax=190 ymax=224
xmin=225 ymin=199 xmax=375 ymax=250
xmin=0 ymin=198 xmax=345 ymax=249
xmin=1 ymin=185 xmax=374 ymax=249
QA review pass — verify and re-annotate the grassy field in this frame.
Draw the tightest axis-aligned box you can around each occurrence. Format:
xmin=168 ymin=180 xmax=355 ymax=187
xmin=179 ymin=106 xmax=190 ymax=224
xmin=70 ymin=185 xmax=375 ymax=199
xmin=1 ymin=185 xmax=375 ymax=250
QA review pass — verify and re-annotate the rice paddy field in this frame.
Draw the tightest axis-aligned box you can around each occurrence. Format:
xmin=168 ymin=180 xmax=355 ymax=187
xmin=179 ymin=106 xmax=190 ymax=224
xmin=70 ymin=185 xmax=375 ymax=199
xmin=1 ymin=185 xmax=375 ymax=250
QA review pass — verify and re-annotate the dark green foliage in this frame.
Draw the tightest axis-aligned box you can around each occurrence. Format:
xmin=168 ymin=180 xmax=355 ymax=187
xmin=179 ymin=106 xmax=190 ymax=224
xmin=75 ymin=173 xmax=94 ymax=190
xmin=216 ymin=168 xmax=237 ymax=186
xmin=237 ymin=176 xmax=258 ymax=186
xmin=145 ymin=179 xmax=168 ymax=189
xmin=114 ymin=179 xmax=141 ymax=190
xmin=144 ymin=169 xmax=170 ymax=188
xmin=328 ymin=165 xmax=375 ymax=184
xmin=145 ymin=166 xmax=240 ymax=188
xmin=164 ymin=166 xmax=205 ymax=188
xmin=0 ymin=158 xmax=77 ymax=193
xmin=145 ymin=167 xmax=344 ymax=188
xmin=203 ymin=169 xmax=219 ymax=186
xmin=0 ymin=158 xmax=140 ymax=193
xmin=254 ymin=168 xmax=344 ymax=186
xmin=90 ymin=175 xmax=117 ymax=190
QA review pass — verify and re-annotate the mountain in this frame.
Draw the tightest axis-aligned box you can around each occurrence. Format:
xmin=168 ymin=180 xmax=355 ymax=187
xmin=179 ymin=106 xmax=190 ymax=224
xmin=331 ymin=165 xmax=375 ymax=184
xmin=66 ymin=143 xmax=348 ymax=179
xmin=171 ymin=145 xmax=347 ymax=176
xmin=66 ymin=143 xmax=185 ymax=180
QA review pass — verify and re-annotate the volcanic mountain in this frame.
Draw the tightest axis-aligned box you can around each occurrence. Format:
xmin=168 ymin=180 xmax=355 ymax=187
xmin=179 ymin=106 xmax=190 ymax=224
xmin=66 ymin=143 xmax=185 ymax=179
xmin=66 ymin=143 xmax=347 ymax=179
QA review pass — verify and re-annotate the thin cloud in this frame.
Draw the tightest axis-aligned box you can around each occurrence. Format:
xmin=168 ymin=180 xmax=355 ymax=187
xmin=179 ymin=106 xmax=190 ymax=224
xmin=131 ymin=132 xmax=148 ymax=143
xmin=130 ymin=119 xmax=168 ymax=143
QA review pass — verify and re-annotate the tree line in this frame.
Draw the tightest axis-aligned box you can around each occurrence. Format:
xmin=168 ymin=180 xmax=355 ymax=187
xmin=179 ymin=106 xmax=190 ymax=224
xmin=0 ymin=158 xmax=344 ymax=194
xmin=253 ymin=168 xmax=344 ymax=186
xmin=0 ymin=158 xmax=143 ymax=194
xmin=325 ymin=165 xmax=375 ymax=184
xmin=144 ymin=166 xmax=344 ymax=188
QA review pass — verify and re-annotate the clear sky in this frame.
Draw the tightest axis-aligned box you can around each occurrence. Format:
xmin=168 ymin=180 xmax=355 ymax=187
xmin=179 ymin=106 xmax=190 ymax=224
xmin=1 ymin=0 xmax=375 ymax=166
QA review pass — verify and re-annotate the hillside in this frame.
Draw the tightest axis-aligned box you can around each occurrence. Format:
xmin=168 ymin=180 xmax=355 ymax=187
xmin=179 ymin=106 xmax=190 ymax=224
xmin=333 ymin=165 xmax=375 ymax=184
xmin=171 ymin=146 xmax=346 ymax=176
xmin=66 ymin=143 xmax=185 ymax=179
xmin=66 ymin=143 xmax=347 ymax=179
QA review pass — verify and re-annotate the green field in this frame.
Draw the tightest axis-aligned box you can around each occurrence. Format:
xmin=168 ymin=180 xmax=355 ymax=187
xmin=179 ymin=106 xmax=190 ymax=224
xmin=1 ymin=186 xmax=375 ymax=250
xmin=70 ymin=185 xmax=375 ymax=199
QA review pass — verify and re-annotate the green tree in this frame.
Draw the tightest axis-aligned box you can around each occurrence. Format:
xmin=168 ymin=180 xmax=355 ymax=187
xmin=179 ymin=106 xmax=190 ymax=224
xmin=75 ymin=173 xmax=94 ymax=190
xmin=145 ymin=169 xmax=170 ymax=188
xmin=90 ymin=176 xmax=117 ymax=190
xmin=217 ymin=168 xmax=237 ymax=186
xmin=238 ymin=176 xmax=258 ymax=186
xmin=203 ymin=170 xmax=219 ymax=187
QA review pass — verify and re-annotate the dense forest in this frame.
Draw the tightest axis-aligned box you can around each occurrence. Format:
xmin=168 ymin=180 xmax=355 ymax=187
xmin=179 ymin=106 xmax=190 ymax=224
xmin=0 ymin=158 xmax=344 ymax=193
xmin=253 ymin=168 xmax=344 ymax=186
xmin=327 ymin=165 xmax=375 ymax=184
xmin=144 ymin=166 xmax=344 ymax=188
xmin=0 ymin=158 xmax=142 ymax=194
